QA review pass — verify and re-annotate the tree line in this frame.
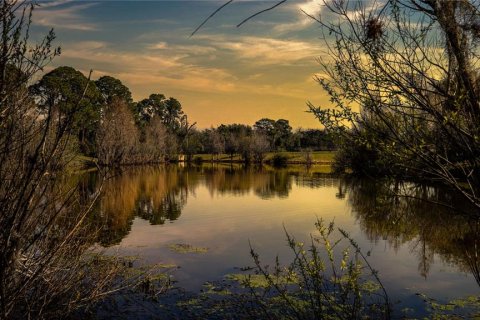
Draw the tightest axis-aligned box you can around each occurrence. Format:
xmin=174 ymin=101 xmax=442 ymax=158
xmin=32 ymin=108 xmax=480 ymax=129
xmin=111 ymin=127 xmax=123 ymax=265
xmin=26 ymin=65 xmax=336 ymax=166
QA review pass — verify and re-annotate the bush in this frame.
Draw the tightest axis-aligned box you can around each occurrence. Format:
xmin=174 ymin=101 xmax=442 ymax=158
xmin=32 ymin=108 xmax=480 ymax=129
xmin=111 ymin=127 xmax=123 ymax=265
xmin=193 ymin=156 xmax=203 ymax=165
xmin=240 ymin=219 xmax=391 ymax=319
xmin=332 ymin=135 xmax=395 ymax=177
xmin=271 ymin=154 xmax=288 ymax=167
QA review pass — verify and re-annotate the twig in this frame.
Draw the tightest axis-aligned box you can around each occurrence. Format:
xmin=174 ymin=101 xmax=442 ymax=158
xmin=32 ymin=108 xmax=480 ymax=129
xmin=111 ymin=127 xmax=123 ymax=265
xmin=190 ymin=0 xmax=234 ymax=37
xmin=237 ymin=0 xmax=287 ymax=28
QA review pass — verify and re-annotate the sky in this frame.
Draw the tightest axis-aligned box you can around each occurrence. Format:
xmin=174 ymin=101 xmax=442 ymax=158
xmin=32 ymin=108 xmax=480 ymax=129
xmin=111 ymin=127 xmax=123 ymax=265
xmin=32 ymin=0 xmax=335 ymax=129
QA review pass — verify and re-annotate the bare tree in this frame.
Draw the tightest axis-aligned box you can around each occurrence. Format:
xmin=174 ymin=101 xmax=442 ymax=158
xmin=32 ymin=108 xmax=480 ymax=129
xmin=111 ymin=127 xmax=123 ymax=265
xmin=0 ymin=2 xmax=128 ymax=318
xmin=210 ymin=129 xmax=225 ymax=161
xmin=143 ymin=116 xmax=168 ymax=163
xmin=251 ymin=132 xmax=270 ymax=163
xmin=97 ymin=97 xmax=139 ymax=166
xmin=309 ymin=0 xmax=480 ymax=210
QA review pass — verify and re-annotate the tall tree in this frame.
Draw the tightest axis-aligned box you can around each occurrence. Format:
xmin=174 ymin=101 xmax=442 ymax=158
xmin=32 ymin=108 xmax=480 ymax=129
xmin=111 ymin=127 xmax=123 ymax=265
xmin=30 ymin=66 xmax=102 ymax=155
xmin=218 ymin=124 xmax=252 ymax=160
xmin=95 ymin=75 xmax=133 ymax=105
xmin=254 ymin=118 xmax=276 ymax=136
xmin=135 ymin=93 xmax=166 ymax=125
xmin=274 ymin=119 xmax=292 ymax=150
xmin=254 ymin=118 xmax=292 ymax=151
xmin=97 ymin=98 xmax=138 ymax=165
xmin=163 ymin=97 xmax=184 ymax=133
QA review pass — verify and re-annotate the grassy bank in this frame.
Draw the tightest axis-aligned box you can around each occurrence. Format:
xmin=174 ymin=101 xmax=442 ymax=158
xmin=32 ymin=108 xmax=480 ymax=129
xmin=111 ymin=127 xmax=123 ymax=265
xmin=192 ymin=151 xmax=335 ymax=164
xmin=67 ymin=151 xmax=336 ymax=172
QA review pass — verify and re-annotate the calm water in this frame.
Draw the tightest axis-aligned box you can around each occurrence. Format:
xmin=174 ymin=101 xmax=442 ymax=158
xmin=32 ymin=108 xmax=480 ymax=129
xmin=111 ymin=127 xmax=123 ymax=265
xmin=84 ymin=164 xmax=479 ymax=314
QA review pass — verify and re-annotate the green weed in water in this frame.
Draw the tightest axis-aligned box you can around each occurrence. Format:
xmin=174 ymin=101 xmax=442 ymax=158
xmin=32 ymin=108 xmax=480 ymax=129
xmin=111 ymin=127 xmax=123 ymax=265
xmin=168 ymin=243 xmax=208 ymax=254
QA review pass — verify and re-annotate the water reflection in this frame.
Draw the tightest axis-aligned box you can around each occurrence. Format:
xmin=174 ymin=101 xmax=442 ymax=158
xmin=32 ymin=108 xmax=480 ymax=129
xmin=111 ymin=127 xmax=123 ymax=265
xmin=343 ymin=178 xmax=480 ymax=285
xmin=199 ymin=166 xmax=292 ymax=199
xmin=87 ymin=164 xmax=480 ymax=286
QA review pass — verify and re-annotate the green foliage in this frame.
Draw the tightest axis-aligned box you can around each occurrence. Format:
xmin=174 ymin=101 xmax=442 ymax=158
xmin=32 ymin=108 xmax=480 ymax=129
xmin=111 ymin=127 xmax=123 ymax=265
xmin=226 ymin=273 xmax=296 ymax=289
xmin=95 ymin=75 xmax=133 ymax=105
xmin=135 ymin=93 xmax=167 ymax=126
xmin=332 ymin=134 xmax=396 ymax=176
xmin=164 ymin=97 xmax=185 ymax=133
xmin=254 ymin=118 xmax=293 ymax=151
xmin=135 ymin=94 xmax=186 ymax=133
xmin=168 ymin=243 xmax=208 ymax=254
xmin=237 ymin=220 xmax=391 ymax=319
xmin=30 ymin=66 xmax=102 ymax=155
xmin=418 ymin=294 xmax=480 ymax=319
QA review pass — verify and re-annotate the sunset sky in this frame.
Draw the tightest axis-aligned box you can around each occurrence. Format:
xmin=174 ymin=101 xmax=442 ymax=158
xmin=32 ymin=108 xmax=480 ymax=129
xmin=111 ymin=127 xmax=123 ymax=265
xmin=33 ymin=1 xmax=334 ymax=129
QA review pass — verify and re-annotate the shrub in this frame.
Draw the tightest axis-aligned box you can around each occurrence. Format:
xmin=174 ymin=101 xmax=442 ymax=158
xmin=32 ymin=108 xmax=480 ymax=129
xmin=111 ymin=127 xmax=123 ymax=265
xmin=271 ymin=154 xmax=289 ymax=167
xmin=238 ymin=219 xmax=391 ymax=319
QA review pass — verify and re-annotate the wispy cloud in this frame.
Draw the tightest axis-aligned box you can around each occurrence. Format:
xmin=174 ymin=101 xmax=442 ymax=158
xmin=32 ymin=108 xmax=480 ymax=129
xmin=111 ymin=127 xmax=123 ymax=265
xmin=148 ymin=42 xmax=168 ymax=50
xmin=198 ymin=35 xmax=321 ymax=65
xmin=58 ymin=41 xmax=237 ymax=96
xmin=271 ymin=0 xmax=323 ymax=34
xmin=298 ymin=0 xmax=323 ymax=16
xmin=54 ymin=37 xmax=323 ymax=101
xmin=34 ymin=1 xmax=98 ymax=31
xmin=148 ymin=42 xmax=216 ymax=55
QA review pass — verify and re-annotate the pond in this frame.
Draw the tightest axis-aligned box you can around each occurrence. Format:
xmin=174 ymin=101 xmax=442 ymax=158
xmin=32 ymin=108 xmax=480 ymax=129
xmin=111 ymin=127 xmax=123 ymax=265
xmin=84 ymin=164 xmax=480 ymax=316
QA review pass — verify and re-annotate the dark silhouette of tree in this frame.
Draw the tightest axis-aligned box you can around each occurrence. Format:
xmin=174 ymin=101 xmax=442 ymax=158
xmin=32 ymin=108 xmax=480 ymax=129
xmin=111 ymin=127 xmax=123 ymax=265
xmin=95 ymin=75 xmax=133 ymax=105
xmin=254 ymin=118 xmax=292 ymax=151
xmin=135 ymin=93 xmax=166 ymax=125
xmin=218 ymin=124 xmax=252 ymax=161
xmin=163 ymin=97 xmax=184 ymax=133
xmin=296 ymin=129 xmax=335 ymax=151
xmin=273 ymin=119 xmax=292 ymax=150
xmin=30 ymin=66 xmax=102 ymax=155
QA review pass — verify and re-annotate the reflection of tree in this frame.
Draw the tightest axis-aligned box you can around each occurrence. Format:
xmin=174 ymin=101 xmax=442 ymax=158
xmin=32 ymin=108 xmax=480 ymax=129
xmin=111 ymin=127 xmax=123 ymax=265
xmin=294 ymin=172 xmax=340 ymax=190
xmin=135 ymin=188 xmax=187 ymax=225
xmin=254 ymin=169 xmax=291 ymax=199
xmin=91 ymin=169 xmax=140 ymax=246
xmin=89 ymin=167 xmax=199 ymax=246
xmin=199 ymin=165 xmax=298 ymax=199
xmin=346 ymin=178 xmax=480 ymax=285
xmin=203 ymin=165 xmax=266 ymax=196
xmin=90 ymin=164 xmax=336 ymax=246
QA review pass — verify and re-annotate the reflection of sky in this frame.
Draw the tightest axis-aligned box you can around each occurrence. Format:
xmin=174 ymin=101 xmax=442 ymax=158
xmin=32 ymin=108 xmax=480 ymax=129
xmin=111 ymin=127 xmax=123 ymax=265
xmin=107 ymin=171 xmax=479 ymax=317
xmin=31 ymin=0 xmax=334 ymax=128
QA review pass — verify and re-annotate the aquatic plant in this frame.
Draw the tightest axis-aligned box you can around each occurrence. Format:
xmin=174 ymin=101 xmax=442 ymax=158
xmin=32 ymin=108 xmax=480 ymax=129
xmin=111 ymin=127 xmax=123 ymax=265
xmin=235 ymin=219 xmax=391 ymax=319
xmin=174 ymin=219 xmax=391 ymax=319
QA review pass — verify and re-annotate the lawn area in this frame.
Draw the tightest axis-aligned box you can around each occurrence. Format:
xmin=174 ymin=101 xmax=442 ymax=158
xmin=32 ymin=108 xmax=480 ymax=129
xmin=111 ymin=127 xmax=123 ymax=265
xmin=266 ymin=151 xmax=335 ymax=163
xmin=193 ymin=151 xmax=336 ymax=164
